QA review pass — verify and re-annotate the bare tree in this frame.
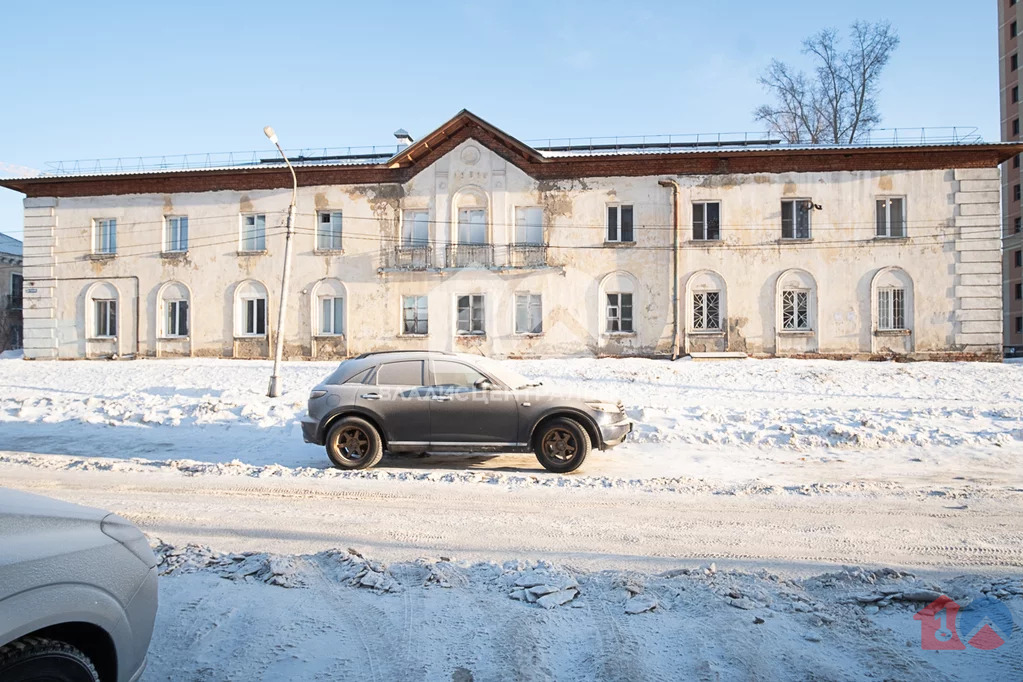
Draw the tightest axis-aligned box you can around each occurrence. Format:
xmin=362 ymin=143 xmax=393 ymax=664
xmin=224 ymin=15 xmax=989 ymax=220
xmin=754 ymin=21 xmax=900 ymax=144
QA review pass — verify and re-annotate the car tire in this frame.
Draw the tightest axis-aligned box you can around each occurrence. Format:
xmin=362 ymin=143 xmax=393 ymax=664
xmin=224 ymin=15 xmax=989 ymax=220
xmin=325 ymin=416 xmax=384 ymax=470
xmin=0 ymin=636 xmax=100 ymax=682
xmin=534 ymin=418 xmax=591 ymax=473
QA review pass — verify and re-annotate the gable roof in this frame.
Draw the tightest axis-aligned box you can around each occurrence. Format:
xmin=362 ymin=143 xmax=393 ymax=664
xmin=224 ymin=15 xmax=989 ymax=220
xmin=1 ymin=110 xmax=1020 ymax=198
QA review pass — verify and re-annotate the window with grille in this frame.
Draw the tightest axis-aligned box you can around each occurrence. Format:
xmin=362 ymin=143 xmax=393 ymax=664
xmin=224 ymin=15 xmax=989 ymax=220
xmin=692 ymin=291 xmax=721 ymax=330
xmin=402 ymin=296 xmax=428 ymax=335
xmin=94 ymin=219 xmax=117 ymax=254
xmin=515 ymin=294 xmax=543 ymax=334
xmin=456 ymin=295 xmax=485 ymax=334
xmin=606 ymin=205 xmax=634 ymax=243
xmin=403 ymin=210 xmax=429 ymax=245
xmin=875 ymin=198 xmax=906 ymax=237
xmin=165 ymin=216 xmax=188 ymax=252
xmin=877 ymin=288 xmax=905 ymax=330
xmin=317 ymin=211 xmax=343 ymax=251
xmin=94 ymin=299 xmax=117 ymax=337
xmin=319 ymin=297 xmax=344 ymax=335
xmin=606 ymin=293 xmax=634 ymax=332
xmin=165 ymin=300 xmax=189 ymax=337
xmin=781 ymin=290 xmax=809 ymax=330
xmin=780 ymin=200 xmax=811 ymax=239
xmin=692 ymin=202 xmax=720 ymax=241
xmin=241 ymin=214 xmax=266 ymax=251
xmin=243 ymin=297 xmax=266 ymax=335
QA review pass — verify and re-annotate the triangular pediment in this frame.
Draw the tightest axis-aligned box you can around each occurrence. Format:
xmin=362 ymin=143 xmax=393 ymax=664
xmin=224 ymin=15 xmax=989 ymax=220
xmin=387 ymin=110 xmax=547 ymax=179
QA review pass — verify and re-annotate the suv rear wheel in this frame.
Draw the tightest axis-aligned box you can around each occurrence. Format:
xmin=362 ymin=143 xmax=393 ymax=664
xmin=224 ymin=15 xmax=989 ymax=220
xmin=534 ymin=418 xmax=591 ymax=473
xmin=325 ymin=416 xmax=384 ymax=470
xmin=0 ymin=637 xmax=100 ymax=682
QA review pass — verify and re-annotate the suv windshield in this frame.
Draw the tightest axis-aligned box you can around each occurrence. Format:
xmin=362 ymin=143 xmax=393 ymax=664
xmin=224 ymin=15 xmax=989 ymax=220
xmin=470 ymin=356 xmax=539 ymax=390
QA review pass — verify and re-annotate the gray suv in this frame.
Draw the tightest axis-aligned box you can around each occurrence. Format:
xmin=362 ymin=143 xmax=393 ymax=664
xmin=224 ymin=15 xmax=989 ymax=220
xmin=301 ymin=351 xmax=632 ymax=473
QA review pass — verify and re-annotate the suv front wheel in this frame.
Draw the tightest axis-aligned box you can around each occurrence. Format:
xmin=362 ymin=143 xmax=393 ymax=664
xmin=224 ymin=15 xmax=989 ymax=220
xmin=534 ymin=418 xmax=591 ymax=473
xmin=325 ymin=416 xmax=384 ymax=470
xmin=0 ymin=637 xmax=100 ymax=682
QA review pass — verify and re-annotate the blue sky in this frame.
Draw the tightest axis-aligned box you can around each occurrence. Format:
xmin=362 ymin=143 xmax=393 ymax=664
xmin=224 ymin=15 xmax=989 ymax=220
xmin=0 ymin=0 xmax=999 ymax=240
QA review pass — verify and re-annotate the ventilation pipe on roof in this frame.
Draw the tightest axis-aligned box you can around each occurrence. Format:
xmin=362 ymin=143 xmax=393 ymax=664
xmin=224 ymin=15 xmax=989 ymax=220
xmin=394 ymin=129 xmax=413 ymax=150
xmin=659 ymin=179 xmax=681 ymax=360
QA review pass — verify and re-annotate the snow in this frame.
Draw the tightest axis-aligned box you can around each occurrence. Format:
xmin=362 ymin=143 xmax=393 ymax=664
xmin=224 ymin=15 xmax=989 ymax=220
xmin=1 ymin=355 xmax=1021 ymax=680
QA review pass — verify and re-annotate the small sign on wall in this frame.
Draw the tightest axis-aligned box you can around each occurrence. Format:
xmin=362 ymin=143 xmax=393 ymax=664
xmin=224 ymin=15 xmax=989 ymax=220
xmin=25 ymin=288 xmax=37 ymax=294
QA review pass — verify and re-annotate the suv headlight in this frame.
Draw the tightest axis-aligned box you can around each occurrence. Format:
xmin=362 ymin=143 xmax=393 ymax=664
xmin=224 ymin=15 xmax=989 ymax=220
xmin=309 ymin=390 xmax=327 ymax=399
xmin=586 ymin=401 xmax=622 ymax=414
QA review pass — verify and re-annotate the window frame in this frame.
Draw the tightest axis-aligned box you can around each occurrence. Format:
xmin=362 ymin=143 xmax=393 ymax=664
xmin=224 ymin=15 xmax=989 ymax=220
xmin=605 ymin=292 xmax=634 ymax=333
xmin=875 ymin=196 xmax=907 ymax=238
xmin=93 ymin=299 xmax=117 ymax=338
xmin=316 ymin=211 xmax=343 ymax=252
xmin=456 ymin=208 xmax=488 ymax=245
xmin=163 ymin=215 xmax=189 ymax=253
xmin=455 ymin=294 xmax=486 ymax=336
xmin=780 ymin=199 xmax=812 ymax=240
xmin=240 ymin=213 xmax=267 ymax=252
xmin=93 ymin=218 xmax=117 ymax=255
xmin=402 ymin=210 xmax=430 ymax=246
xmin=781 ymin=289 xmax=810 ymax=331
xmin=691 ymin=201 xmax=721 ymax=241
xmin=1015 ymin=249 xmax=1022 ymax=268
xmin=514 ymin=206 xmax=545 ymax=245
xmin=240 ymin=296 xmax=267 ymax=336
xmin=401 ymin=295 xmax=429 ymax=335
xmin=876 ymin=287 xmax=906 ymax=331
xmin=691 ymin=290 xmax=722 ymax=331
xmin=163 ymin=298 xmax=189 ymax=338
xmin=514 ymin=293 xmax=543 ymax=335
xmin=318 ymin=295 xmax=344 ymax=336
xmin=605 ymin=204 xmax=635 ymax=244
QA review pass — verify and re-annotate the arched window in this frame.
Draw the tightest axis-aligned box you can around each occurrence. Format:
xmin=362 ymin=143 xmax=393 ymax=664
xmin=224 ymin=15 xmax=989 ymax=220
xmin=686 ymin=270 xmax=726 ymax=332
xmin=871 ymin=267 xmax=914 ymax=332
xmin=775 ymin=269 xmax=818 ymax=332
xmin=158 ymin=281 xmax=191 ymax=338
xmin=234 ymin=280 xmax=268 ymax=337
xmin=311 ymin=278 xmax=346 ymax=336
xmin=599 ymin=271 xmax=638 ymax=334
xmin=86 ymin=281 xmax=119 ymax=339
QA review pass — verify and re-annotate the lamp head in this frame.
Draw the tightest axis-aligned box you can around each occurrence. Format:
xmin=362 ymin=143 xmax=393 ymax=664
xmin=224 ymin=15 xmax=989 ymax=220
xmin=263 ymin=126 xmax=278 ymax=145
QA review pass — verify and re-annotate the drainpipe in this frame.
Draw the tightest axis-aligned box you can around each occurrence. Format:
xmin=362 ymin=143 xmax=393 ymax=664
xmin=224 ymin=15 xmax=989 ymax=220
xmin=658 ymin=179 xmax=681 ymax=360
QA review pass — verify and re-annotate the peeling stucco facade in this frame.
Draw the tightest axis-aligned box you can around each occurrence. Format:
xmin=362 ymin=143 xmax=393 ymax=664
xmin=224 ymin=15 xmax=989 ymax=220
xmin=12 ymin=120 xmax=1009 ymax=362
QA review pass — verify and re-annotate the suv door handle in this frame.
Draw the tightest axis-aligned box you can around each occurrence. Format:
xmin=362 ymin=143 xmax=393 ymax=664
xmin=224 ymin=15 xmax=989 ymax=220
xmin=360 ymin=393 xmax=381 ymax=400
xmin=431 ymin=395 xmax=452 ymax=402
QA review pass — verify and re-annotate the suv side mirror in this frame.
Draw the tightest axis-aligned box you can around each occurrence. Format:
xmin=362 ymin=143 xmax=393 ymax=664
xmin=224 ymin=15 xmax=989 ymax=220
xmin=474 ymin=378 xmax=493 ymax=391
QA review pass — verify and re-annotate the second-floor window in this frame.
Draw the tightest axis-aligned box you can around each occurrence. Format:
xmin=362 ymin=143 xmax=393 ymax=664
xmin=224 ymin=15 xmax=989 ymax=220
xmin=877 ymin=288 xmax=905 ymax=330
xmin=402 ymin=295 xmax=428 ymax=335
xmin=403 ymin=210 xmax=429 ymax=246
xmin=241 ymin=214 xmax=266 ymax=252
xmin=94 ymin=218 xmax=117 ymax=254
xmin=606 ymin=205 xmax=634 ymax=243
xmin=317 ymin=211 xmax=343 ymax=251
xmin=692 ymin=291 xmax=721 ymax=330
xmin=876 ymin=198 xmax=906 ymax=238
xmin=457 ymin=209 xmax=486 ymax=244
xmin=456 ymin=294 xmax=485 ymax=335
xmin=165 ymin=216 xmax=188 ymax=252
xmin=606 ymin=293 xmax=633 ymax=332
xmin=515 ymin=207 xmax=544 ymax=244
xmin=692 ymin=202 xmax=720 ymax=241
xmin=781 ymin=200 xmax=811 ymax=239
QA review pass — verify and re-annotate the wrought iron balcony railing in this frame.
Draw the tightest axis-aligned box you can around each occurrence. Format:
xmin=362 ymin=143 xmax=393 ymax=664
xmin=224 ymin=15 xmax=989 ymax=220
xmin=446 ymin=243 xmax=494 ymax=268
xmin=508 ymin=243 xmax=548 ymax=268
xmin=384 ymin=245 xmax=433 ymax=270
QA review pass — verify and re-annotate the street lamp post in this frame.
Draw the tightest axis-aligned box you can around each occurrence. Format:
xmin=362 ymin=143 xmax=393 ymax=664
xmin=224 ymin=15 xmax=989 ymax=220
xmin=264 ymin=125 xmax=297 ymax=398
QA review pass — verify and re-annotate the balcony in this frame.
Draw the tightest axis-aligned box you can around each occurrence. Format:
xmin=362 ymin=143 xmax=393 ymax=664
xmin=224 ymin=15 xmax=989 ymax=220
xmin=383 ymin=245 xmax=433 ymax=271
xmin=445 ymin=243 xmax=494 ymax=268
xmin=508 ymin=243 xmax=549 ymax=268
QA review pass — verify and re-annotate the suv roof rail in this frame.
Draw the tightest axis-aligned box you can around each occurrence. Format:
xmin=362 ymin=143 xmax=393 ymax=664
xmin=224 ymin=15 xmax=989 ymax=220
xmin=351 ymin=350 xmax=456 ymax=360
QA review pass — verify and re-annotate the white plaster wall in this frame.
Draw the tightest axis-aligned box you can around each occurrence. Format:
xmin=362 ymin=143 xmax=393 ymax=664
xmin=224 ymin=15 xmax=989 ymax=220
xmin=20 ymin=139 xmax=999 ymax=360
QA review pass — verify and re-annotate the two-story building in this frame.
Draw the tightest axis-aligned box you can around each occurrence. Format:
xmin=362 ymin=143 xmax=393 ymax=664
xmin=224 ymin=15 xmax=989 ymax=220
xmin=0 ymin=232 xmax=23 ymax=351
xmin=0 ymin=111 xmax=1017 ymax=361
